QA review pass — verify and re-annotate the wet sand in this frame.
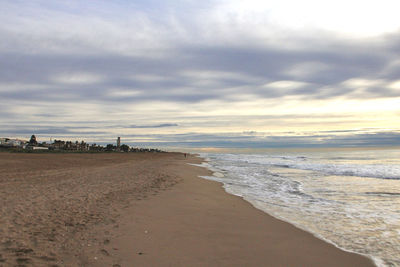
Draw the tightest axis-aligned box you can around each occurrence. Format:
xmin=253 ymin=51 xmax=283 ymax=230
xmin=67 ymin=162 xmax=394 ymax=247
xmin=0 ymin=152 xmax=374 ymax=266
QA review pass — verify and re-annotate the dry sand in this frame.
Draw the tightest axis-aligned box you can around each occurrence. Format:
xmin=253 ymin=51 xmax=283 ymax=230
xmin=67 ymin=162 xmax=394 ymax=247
xmin=0 ymin=152 xmax=375 ymax=266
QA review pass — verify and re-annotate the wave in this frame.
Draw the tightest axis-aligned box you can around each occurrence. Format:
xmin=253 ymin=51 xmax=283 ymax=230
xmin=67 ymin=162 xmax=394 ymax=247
xmin=365 ymin=192 xmax=400 ymax=196
xmin=270 ymin=162 xmax=400 ymax=180
xmin=200 ymin=151 xmax=400 ymax=267
xmin=206 ymin=153 xmax=400 ymax=180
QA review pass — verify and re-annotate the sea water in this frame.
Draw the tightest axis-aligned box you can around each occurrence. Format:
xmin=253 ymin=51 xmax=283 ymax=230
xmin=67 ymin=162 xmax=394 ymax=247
xmin=199 ymin=148 xmax=400 ymax=267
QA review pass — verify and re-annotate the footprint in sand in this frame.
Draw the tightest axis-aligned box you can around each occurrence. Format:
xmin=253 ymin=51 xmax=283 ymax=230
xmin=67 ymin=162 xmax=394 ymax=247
xmin=100 ymin=249 xmax=110 ymax=256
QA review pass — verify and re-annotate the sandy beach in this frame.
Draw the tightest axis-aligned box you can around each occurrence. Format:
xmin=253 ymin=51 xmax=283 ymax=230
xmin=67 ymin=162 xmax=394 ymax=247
xmin=0 ymin=152 xmax=374 ymax=266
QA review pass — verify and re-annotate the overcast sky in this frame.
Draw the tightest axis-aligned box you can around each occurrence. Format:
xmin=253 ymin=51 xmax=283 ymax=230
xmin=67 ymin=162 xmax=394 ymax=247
xmin=1 ymin=0 xmax=400 ymax=148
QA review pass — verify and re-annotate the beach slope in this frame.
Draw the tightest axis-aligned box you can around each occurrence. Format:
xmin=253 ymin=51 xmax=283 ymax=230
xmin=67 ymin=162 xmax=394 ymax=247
xmin=94 ymin=154 xmax=375 ymax=267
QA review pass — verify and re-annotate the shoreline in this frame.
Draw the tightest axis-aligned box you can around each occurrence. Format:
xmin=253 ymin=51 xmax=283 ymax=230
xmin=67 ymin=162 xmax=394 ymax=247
xmin=194 ymin=156 xmax=379 ymax=267
xmin=105 ymin=153 xmax=374 ymax=266
xmin=249 ymin=198 xmax=381 ymax=266
xmin=209 ymin=178 xmax=380 ymax=266
xmin=0 ymin=152 xmax=375 ymax=266
xmin=196 ymin=154 xmax=389 ymax=267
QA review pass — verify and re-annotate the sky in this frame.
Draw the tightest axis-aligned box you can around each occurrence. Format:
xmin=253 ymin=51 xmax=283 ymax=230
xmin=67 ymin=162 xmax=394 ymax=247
xmin=1 ymin=0 xmax=400 ymax=149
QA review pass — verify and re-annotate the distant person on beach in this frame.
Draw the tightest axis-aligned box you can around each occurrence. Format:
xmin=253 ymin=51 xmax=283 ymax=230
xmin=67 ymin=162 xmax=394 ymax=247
xmin=184 ymin=153 xmax=187 ymax=158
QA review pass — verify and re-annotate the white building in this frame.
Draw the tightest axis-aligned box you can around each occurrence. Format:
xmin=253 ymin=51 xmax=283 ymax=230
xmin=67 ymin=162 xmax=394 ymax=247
xmin=32 ymin=146 xmax=49 ymax=150
xmin=0 ymin=138 xmax=26 ymax=147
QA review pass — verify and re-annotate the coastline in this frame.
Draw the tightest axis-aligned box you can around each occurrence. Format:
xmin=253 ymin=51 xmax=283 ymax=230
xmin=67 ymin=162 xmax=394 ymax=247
xmin=198 ymin=166 xmax=380 ymax=266
xmin=0 ymin=152 xmax=375 ymax=266
xmin=101 ymin=153 xmax=375 ymax=266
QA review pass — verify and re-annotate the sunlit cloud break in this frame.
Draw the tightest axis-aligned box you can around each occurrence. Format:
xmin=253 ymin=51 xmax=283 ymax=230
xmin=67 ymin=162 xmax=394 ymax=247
xmin=127 ymin=124 xmax=179 ymax=129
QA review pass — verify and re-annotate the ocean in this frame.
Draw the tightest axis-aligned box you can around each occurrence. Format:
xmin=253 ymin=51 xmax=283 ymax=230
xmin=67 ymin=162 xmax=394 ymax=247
xmin=198 ymin=148 xmax=400 ymax=267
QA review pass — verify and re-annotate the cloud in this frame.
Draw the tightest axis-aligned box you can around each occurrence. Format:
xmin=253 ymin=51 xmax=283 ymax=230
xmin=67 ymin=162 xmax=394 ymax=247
xmin=214 ymin=0 xmax=400 ymax=37
xmin=1 ymin=43 xmax=397 ymax=105
xmin=2 ymin=120 xmax=399 ymax=148
xmin=1 ymin=0 xmax=400 ymax=147
xmin=51 ymin=73 xmax=104 ymax=85
xmin=0 ymin=126 xmax=107 ymax=137
xmin=127 ymin=124 xmax=179 ymax=128
xmin=111 ymin=130 xmax=400 ymax=148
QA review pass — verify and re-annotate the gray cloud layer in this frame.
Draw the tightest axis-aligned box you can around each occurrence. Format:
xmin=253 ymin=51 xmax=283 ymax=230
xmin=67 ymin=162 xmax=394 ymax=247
xmin=1 ymin=41 xmax=399 ymax=104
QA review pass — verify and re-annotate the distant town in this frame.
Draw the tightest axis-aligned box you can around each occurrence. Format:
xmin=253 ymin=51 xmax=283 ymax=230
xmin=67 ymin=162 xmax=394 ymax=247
xmin=0 ymin=135 xmax=163 ymax=153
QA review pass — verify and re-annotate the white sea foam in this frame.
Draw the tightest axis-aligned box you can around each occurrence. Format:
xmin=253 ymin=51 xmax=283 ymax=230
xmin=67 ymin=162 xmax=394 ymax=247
xmin=211 ymin=153 xmax=400 ymax=180
xmin=198 ymin=149 xmax=400 ymax=267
